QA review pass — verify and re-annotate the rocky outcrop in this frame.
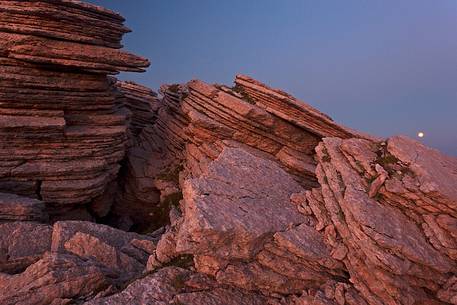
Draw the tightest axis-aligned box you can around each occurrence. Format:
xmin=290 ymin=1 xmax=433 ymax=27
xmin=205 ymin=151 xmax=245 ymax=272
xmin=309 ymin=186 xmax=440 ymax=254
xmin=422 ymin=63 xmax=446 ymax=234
xmin=109 ymin=68 xmax=457 ymax=305
xmin=115 ymin=80 xmax=160 ymax=140
xmin=113 ymin=74 xmax=368 ymax=231
xmin=0 ymin=0 xmax=148 ymax=219
xmin=309 ymin=136 xmax=457 ymax=304
xmin=149 ymin=133 xmax=457 ymax=304
xmin=149 ymin=146 xmax=349 ymax=296
xmin=51 ymin=221 xmax=156 ymax=279
xmin=0 ymin=252 xmax=118 ymax=305
xmin=1 ymin=1 xmax=456 ymax=305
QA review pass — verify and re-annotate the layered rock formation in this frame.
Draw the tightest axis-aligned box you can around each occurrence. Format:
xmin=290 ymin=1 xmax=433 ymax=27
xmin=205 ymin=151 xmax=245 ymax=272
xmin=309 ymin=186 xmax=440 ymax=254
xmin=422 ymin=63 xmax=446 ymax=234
xmin=0 ymin=0 xmax=149 ymax=218
xmin=111 ymin=75 xmax=371 ymax=231
xmin=1 ymin=1 xmax=456 ymax=305
xmin=150 ymin=134 xmax=457 ymax=305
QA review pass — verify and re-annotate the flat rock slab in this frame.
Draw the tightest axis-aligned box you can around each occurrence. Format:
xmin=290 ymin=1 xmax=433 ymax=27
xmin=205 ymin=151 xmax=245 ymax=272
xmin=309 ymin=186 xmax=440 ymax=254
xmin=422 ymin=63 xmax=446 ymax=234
xmin=176 ymin=146 xmax=306 ymax=260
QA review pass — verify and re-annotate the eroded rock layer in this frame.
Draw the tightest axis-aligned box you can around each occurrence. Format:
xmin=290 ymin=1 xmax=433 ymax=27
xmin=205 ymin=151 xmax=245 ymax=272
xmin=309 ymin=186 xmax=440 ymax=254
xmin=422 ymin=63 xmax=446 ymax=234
xmin=1 ymin=1 xmax=456 ymax=305
xmin=113 ymin=75 xmax=366 ymax=231
xmin=0 ymin=0 xmax=149 ymax=217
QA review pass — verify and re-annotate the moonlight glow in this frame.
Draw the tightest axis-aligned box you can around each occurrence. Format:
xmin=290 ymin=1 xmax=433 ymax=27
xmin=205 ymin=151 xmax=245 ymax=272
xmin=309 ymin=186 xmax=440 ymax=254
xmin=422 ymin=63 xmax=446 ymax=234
xmin=418 ymin=132 xmax=425 ymax=138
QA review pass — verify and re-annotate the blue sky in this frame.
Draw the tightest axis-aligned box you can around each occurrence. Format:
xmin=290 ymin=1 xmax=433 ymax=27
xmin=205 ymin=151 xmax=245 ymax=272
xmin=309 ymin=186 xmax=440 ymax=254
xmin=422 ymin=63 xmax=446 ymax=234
xmin=89 ymin=0 xmax=457 ymax=155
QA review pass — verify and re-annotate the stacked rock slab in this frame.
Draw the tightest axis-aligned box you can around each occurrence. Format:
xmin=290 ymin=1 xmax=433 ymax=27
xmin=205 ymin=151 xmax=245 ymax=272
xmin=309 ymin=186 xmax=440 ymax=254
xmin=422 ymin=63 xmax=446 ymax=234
xmin=115 ymin=80 xmax=160 ymax=141
xmin=0 ymin=0 xmax=149 ymax=216
xmin=113 ymin=75 xmax=363 ymax=230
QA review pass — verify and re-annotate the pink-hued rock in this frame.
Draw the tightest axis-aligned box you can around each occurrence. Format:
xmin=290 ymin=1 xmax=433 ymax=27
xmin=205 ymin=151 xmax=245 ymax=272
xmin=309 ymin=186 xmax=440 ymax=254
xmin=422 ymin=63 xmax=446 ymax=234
xmin=311 ymin=136 xmax=457 ymax=304
xmin=149 ymin=146 xmax=348 ymax=296
xmin=1 ymin=1 xmax=456 ymax=304
xmin=148 ymin=132 xmax=457 ymax=304
xmin=0 ymin=222 xmax=52 ymax=274
xmin=82 ymin=267 xmax=281 ymax=305
xmin=0 ymin=252 xmax=118 ymax=305
xmin=233 ymin=75 xmax=357 ymax=138
xmin=51 ymin=221 xmax=155 ymax=277
xmin=0 ymin=0 xmax=148 ymax=218
xmin=0 ymin=192 xmax=48 ymax=222
xmin=114 ymin=73 xmax=365 ymax=229
xmin=175 ymin=146 xmax=305 ymax=259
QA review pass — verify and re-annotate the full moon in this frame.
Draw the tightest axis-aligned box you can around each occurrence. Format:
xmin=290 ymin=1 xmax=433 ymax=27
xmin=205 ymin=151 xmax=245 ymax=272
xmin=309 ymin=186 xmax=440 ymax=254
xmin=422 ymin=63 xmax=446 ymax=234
xmin=418 ymin=132 xmax=425 ymax=138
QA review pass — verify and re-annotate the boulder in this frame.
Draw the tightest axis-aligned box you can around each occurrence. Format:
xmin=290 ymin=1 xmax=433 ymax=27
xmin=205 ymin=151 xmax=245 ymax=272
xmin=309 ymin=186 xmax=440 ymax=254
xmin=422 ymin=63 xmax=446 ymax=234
xmin=0 ymin=252 xmax=118 ymax=305
xmin=0 ymin=222 xmax=52 ymax=273
xmin=0 ymin=192 xmax=48 ymax=222
xmin=51 ymin=221 xmax=156 ymax=278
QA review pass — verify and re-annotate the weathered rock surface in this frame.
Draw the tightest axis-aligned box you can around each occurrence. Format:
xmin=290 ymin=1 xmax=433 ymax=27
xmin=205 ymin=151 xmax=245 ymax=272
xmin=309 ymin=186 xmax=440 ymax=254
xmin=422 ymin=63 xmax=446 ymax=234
xmin=82 ymin=267 xmax=280 ymax=305
xmin=147 ymin=134 xmax=457 ymax=304
xmin=115 ymin=80 xmax=160 ymax=140
xmin=150 ymin=146 xmax=350 ymax=296
xmin=0 ymin=222 xmax=52 ymax=274
xmin=308 ymin=135 xmax=457 ymax=305
xmin=0 ymin=252 xmax=118 ymax=305
xmin=0 ymin=220 xmax=157 ymax=304
xmin=1 ymin=1 xmax=456 ymax=305
xmin=0 ymin=0 xmax=148 ymax=219
xmin=113 ymin=74 xmax=366 ymax=230
xmin=52 ymin=221 xmax=156 ymax=278
xmin=0 ymin=192 xmax=48 ymax=222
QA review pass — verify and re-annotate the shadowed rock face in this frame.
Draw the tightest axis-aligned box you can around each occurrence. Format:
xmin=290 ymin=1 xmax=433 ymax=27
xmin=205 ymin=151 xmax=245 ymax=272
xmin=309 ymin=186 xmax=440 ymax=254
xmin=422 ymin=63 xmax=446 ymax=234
xmin=1 ymin=1 xmax=456 ymax=305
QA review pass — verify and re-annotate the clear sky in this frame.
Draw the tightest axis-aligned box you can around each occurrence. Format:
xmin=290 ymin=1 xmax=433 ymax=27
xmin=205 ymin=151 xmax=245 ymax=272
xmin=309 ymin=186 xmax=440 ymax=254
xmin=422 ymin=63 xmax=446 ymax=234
xmin=89 ymin=0 xmax=457 ymax=156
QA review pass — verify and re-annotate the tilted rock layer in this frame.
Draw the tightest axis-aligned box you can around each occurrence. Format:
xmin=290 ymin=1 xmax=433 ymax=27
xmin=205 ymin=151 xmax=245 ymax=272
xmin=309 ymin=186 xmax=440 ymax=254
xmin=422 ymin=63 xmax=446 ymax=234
xmin=0 ymin=1 xmax=456 ymax=305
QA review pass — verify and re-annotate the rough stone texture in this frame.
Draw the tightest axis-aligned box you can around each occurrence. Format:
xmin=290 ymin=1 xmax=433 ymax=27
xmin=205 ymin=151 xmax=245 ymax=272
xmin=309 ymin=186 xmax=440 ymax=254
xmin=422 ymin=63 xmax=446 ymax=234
xmin=0 ymin=0 xmax=149 ymax=219
xmin=0 ymin=222 xmax=52 ymax=274
xmin=109 ymin=84 xmax=186 ymax=231
xmin=0 ymin=220 xmax=158 ymax=304
xmin=146 ymin=134 xmax=457 ymax=304
xmin=51 ymin=221 xmax=155 ymax=278
xmin=0 ymin=192 xmax=48 ymax=222
xmin=1 ymin=1 xmax=456 ymax=304
xmin=115 ymin=80 xmax=160 ymax=140
xmin=151 ymin=146 xmax=350 ymax=297
xmin=308 ymin=135 xmax=457 ymax=305
xmin=82 ymin=267 xmax=281 ymax=305
xmin=233 ymin=75 xmax=357 ymax=138
xmin=114 ymin=74 xmax=365 ymax=230
xmin=175 ymin=146 xmax=305 ymax=260
xmin=0 ymin=252 xmax=118 ymax=305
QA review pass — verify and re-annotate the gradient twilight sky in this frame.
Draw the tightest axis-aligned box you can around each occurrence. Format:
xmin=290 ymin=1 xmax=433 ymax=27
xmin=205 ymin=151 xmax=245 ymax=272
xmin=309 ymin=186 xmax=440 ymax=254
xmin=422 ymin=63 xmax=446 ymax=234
xmin=89 ymin=0 xmax=457 ymax=156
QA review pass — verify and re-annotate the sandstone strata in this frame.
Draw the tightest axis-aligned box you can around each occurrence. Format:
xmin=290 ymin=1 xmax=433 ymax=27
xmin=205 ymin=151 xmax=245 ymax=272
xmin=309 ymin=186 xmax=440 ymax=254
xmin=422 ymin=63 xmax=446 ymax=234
xmin=112 ymin=75 xmax=367 ymax=230
xmin=0 ymin=0 xmax=148 ymax=219
xmin=1 ymin=1 xmax=456 ymax=305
